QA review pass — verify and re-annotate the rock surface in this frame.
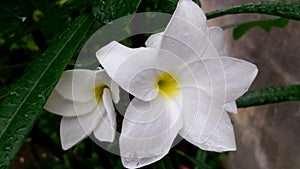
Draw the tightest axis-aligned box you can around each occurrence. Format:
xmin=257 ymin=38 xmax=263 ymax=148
xmin=201 ymin=0 xmax=300 ymax=169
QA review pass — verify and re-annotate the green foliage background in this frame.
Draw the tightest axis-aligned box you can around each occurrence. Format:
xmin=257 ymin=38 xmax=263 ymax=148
xmin=0 ymin=0 xmax=299 ymax=168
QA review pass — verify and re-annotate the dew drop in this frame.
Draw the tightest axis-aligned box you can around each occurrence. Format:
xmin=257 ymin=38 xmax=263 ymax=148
xmin=4 ymin=146 xmax=12 ymax=151
xmin=37 ymin=94 xmax=45 ymax=101
xmin=126 ymin=153 xmax=133 ymax=158
xmin=184 ymin=31 xmax=190 ymax=36
xmin=17 ymin=127 xmax=26 ymax=133
xmin=21 ymin=17 xmax=27 ymax=22
xmin=17 ymin=16 xmax=27 ymax=22
xmin=9 ymin=91 xmax=18 ymax=96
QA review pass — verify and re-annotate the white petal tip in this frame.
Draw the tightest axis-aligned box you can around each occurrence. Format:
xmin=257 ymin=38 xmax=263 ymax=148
xmin=121 ymin=152 xmax=168 ymax=169
xmin=96 ymin=41 xmax=119 ymax=63
xmin=61 ymin=143 xmax=74 ymax=150
xmin=199 ymin=143 xmax=236 ymax=153
xmin=225 ymin=102 xmax=238 ymax=114
xmin=93 ymin=132 xmax=115 ymax=143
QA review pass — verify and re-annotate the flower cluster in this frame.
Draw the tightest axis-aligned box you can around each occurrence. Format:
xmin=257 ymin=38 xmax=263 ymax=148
xmin=44 ymin=0 xmax=258 ymax=168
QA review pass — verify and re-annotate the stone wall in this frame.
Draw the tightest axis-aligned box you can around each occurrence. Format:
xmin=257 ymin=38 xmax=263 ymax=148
xmin=201 ymin=0 xmax=300 ymax=169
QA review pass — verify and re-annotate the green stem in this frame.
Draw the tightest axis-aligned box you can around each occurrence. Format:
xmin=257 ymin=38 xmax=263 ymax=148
xmin=206 ymin=1 xmax=300 ymax=20
xmin=237 ymin=85 xmax=300 ymax=107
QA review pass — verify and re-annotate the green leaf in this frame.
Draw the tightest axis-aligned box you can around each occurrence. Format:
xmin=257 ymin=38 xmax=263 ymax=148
xmin=0 ymin=0 xmax=89 ymax=48
xmin=195 ymin=149 xmax=207 ymax=163
xmin=153 ymin=160 xmax=166 ymax=169
xmin=92 ymin=0 xmax=142 ymax=24
xmin=151 ymin=0 xmax=179 ymax=13
xmin=176 ymin=149 xmax=197 ymax=164
xmin=0 ymin=86 xmax=9 ymax=103
xmin=175 ymin=150 xmax=212 ymax=169
xmin=151 ymin=155 xmax=174 ymax=169
xmin=237 ymin=85 xmax=300 ymax=107
xmin=0 ymin=14 xmax=95 ymax=169
xmin=206 ymin=1 xmax=300 ymax=21
xmin=233 ymin=18 xmax=289 ymax=39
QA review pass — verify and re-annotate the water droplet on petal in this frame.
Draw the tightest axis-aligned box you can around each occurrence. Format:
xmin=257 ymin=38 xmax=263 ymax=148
xmin=184 ymin=31 xmax=189 ymax=36
xmin=126 ymin=153 xmax=133 ymax=158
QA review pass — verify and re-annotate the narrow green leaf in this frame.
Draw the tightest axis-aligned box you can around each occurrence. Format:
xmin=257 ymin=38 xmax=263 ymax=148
xmin=153 ymin=160 xmax=165 ymax=169
xmin=0 ymin=86 xmax=9 ymax=102
xmin=92 ymin=0 xmax=142 ymax=24
xmin=176 ymin=150 xmax=212 ymax=169
xmin=0 ymin=14 xmax=95 ymax=169
xmin=175 ymin=150 xmax=196 ymax=164
xmin=206 ymin=1 xmax=300 ymax=21
xmin=151 ymin=0 xmax=179 ymax=13
xmin=195 ymin=149 xmax=207 ymax=163
xmin=233 ymin=18 xmax=289 ymax=39
xmin=162 ymin=156 xmax=174 ymax=169
xmin=237 ymin=85 xmax=300 ymax=107
xmin=194 ymin=150 xmax=211 ymax=169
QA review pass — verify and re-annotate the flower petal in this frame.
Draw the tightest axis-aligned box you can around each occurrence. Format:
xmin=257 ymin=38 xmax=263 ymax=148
xmin=225 ymin=101 xmax=237 ymax=114
xmin=179 ymin=57 xmax=258 ymax=103
xmin=172 ymin=0 xmax=207 ymax=33
xmin=103 ymin=88 xmax=116 ymax=127
xmin=60 ymin=105 xmax=105 ymax=150
xmin=96 ymin=41 xmax=159 ymax=101
xmin=208 ymin=26 xmax=228 ymax=56
xmin=217 ymin=57 xmax=258 ymax=102
xmin=44 ymin=90 xmax=97 ymax=117
xmin=145 ymin=32 xmax=164 ymax=48
xmin=157 ymin=0 xmax=219 ymax=64
xmin=95 ymin=70 xmax=120 ymax=103
xmin=93 ymin=113 xmax=115 ymax=142
xmin=185 ymin=112 xmax=236 ymax=152
xmin=146 ymin=27 xmax=226 ymax=56
xmin=93 ymin=88 xmax=116 ymax=142
xmin=115 ymin=88 xmax=130 ymax=115
xmin=120 ymin=97 xmax=182 ymax=168
xmin=178 ymin=87 xmax=225 ymax=144
xmin=55 ymin=69 xmax=96 ymax=102
xmin=146 ymin=25 xmax=226 ymax=61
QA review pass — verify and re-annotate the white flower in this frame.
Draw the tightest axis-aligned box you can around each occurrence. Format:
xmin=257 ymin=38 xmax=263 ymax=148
xmin=44 ymin=69 xmax=120 ymax=150
xmin=96 ymin=0 xmax=258 ymax=168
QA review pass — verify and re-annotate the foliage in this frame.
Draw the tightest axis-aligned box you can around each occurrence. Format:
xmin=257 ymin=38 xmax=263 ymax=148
xmin=237 ymin=85 xmax=300 ymax=107
xmin=206 ymin=1 xmax=300 ymax=20
xmin=0 ymin=0 xmax=299 ymax=169
xmin=232 ymin=18 xmax=289 ymax=39
xmin=0 ymin=14 xmax=96 ymax=169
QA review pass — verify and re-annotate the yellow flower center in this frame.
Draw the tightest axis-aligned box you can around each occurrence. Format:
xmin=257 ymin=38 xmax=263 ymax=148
xmin=155 ymin=72 xmax=179 ymax=99
xmin=94 ymin=83 xmax=108 ymax=103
